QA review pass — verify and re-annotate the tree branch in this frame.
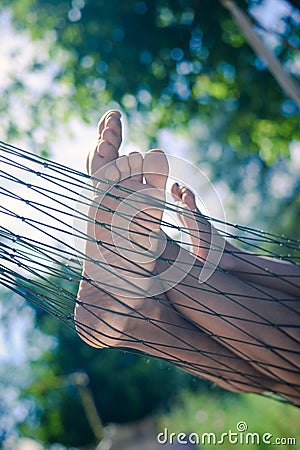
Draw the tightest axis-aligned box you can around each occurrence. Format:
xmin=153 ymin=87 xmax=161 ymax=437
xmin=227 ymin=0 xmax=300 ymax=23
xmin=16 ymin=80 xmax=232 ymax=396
xmin=220 ymin=0 xmax=300 ymax=108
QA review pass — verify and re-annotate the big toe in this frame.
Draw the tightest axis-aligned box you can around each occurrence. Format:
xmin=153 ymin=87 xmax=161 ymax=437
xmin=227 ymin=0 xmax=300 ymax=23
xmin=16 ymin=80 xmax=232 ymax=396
xmin=98 ymin=111 xmax=122 ymax=154
xmin=171 ymin=182 xmax=181 ymax=201
xmin=143 ymin=149 xmax=169 ymax=190
xmin=97 ymin=110 xmax=121 ymax=137
xmin=87 ymin=110 xmax=122 ymax=180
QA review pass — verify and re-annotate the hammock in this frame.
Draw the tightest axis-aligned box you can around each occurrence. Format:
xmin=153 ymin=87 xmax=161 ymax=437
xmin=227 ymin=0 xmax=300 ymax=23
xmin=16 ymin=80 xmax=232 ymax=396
xmin=0 ymin=140 xmax=299 ymax=405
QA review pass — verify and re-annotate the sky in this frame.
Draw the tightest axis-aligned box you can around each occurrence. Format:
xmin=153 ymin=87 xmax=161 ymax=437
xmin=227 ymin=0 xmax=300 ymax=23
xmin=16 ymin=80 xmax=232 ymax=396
xmin=1 ymin=0 xmax=299 ymax=352
xmin=1 ymin=0 xmax=300 ymax=341
xmin=0 ymin=1 xmax=299 ymax=447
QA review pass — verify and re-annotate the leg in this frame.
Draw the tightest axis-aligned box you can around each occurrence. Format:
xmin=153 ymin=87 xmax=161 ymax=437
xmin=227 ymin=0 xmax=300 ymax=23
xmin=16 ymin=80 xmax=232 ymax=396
xmin=74 ymin=111 xmax=275 ymax=395
xmin=171 ymin=183 xmax=300 ymax=298
xmin=156 ymin=236 xmax=300 ymax=400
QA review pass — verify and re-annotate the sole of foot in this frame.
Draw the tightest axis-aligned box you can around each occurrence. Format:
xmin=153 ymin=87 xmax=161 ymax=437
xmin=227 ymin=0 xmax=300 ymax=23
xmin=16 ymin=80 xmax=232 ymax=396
xmin=75 ymin=110 xmax=169 ymax=348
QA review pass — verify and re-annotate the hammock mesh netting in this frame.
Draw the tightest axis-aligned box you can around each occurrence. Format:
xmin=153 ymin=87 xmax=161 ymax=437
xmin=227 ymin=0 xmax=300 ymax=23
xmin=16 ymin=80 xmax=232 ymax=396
xmin=0 ymin=141 xmax=299 ymax=406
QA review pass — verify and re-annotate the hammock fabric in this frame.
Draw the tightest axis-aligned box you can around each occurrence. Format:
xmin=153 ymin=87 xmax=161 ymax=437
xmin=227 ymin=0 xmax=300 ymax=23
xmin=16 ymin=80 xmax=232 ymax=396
xmin=0 ymin=141 xmax=299 ymax=405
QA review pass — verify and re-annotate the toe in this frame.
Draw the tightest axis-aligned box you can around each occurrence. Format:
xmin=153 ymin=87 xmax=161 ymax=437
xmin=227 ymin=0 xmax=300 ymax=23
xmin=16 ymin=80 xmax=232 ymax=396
xmin=128 ymin=152 xmax=143 ymax=183
xmin=104 ymin=162 xmax=121 ymax=183
xmin=116 ymin=155 xmax=131 ymax=181
xmin=88 ymin=140 xmax=118 ymax=181
xmin=97 ymin=110 xmax=121 ymax=137
xmin=105 ymin=115 xmax=122 ymax=142
xmin=97 ymin=112 xmax=122 ymax=159
xmin=143 ymin=149 xmax=169 ymax=190
xmin=87 ymin=111 xmax=122 ymax=179
xmin=182 ymin=189 xmax=197 ymax=210
xmin=101 ymin=126 xmax=122 ymax=150
xmin=171 ymin=182 xmax=181 ymax=201
xmin=100 ymin=112 xmax=122 ymax=148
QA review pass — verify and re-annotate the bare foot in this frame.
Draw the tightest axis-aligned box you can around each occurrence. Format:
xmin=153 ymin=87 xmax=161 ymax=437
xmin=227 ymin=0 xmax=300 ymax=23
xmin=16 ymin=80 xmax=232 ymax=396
xmin=75 ymin=110 xmax=169 ymax=348
xmin=74 ymin=113 xmax=284 ymax=395
xmin=171 ymin=183 xmax=210 ymax=262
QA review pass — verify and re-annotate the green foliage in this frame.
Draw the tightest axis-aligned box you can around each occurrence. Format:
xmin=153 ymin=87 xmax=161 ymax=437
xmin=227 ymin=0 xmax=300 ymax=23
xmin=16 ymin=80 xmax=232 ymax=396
xmin=158 ymin=389 xmax=300 ymax=449
xmin=2 ymin=0 xmax=299 ymax=160
xmin=1 ymin=1 xmax=299 ymax=447
xmin=0 ymin=289 xmax=56 ymax=444
xmin=20 ymin=327 xmax=199 ymax=446
xmin=18 ymin=276 xmax=202 ymax=447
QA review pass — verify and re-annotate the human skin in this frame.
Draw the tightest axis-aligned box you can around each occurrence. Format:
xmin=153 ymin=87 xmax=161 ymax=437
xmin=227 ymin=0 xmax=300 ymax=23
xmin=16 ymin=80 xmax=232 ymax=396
xmin=75 ymin=110 xmax=300 ymax=404
xmin=168 ymin=184 xmax=300 ymax=386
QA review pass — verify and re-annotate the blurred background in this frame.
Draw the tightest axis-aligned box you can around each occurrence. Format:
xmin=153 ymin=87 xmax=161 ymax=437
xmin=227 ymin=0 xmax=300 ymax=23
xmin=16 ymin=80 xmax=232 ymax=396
xmin=0 ymin=0 xmax=300 ymax=449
